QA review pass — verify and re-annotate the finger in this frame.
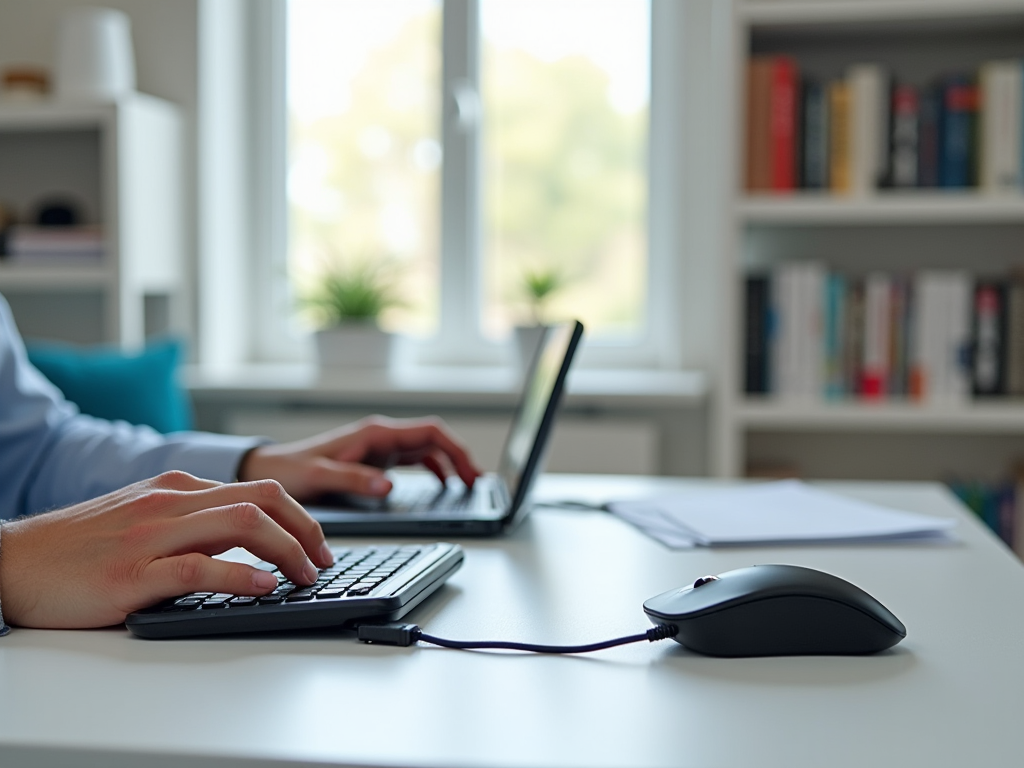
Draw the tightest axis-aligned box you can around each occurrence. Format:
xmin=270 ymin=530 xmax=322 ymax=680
xmin=335 ymin=420 xmax=480 ymax=488
xmin=309 ymin=459 xmax=393 ymax=497
xmin=149 ymin=480 xmax=332 ymax=569
xmin=420 ymin=450 xmax=451 ymax=485
xmin=158 ymin=503 xmax=321 ymax=587
xmin=139 ymin=553 xmax=281 ymax=607
xmin=148 ymin=470 xmax=223 ymax=493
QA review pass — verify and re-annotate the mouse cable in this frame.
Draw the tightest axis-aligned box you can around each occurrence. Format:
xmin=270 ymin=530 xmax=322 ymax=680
xmin=355 ymin=622 xmax=678 ymax=654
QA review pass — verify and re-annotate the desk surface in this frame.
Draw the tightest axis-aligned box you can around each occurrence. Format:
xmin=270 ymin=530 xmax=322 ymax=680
xmin=1 ymin=476 xmax=1021 ymax=768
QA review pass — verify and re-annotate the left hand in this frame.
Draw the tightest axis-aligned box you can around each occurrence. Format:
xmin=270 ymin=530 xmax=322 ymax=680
xmin=237 ymin=416 xmax=482 ymax=501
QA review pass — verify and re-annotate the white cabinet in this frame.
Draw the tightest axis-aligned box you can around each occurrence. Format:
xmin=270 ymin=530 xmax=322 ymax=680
xmin=0 ymin=93 xmax=182 ymax=347
xmin=720 ymin=1 xmax=1024 ymax=481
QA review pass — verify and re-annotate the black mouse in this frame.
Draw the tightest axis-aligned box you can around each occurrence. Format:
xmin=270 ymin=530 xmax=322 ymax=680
xmin=643 ymin=564 xmax=906 ymax=657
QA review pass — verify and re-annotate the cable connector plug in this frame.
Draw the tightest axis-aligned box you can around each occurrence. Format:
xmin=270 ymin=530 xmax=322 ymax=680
xmin=645 ymin=623 xmax=679 ymax=642
xmin=357 ymin=623 xmax=423 ymax=647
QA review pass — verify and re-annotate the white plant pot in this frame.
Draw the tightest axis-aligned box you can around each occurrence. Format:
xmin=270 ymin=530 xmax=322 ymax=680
xmin=315 ymin=325 xmax=393 ymax=369
xmin=513 ymin=324 xmax=550 ymax=376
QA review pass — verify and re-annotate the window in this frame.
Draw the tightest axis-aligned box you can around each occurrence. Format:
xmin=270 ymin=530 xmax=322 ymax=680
xmin=261 ymin=0 xmax=669 ymax=367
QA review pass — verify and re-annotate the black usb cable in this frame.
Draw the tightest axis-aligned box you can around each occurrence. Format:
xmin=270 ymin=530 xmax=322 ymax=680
xmin=356 ymin=622 xmax=678 ymax=654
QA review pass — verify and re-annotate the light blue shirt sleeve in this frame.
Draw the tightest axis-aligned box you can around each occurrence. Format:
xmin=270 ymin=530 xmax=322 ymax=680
xmin=0 ymin=296 xmax=264 ymax=519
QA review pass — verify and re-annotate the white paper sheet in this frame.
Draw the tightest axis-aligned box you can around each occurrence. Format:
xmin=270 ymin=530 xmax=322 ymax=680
xmin=607 ymin=480 xmax=956 ymax=548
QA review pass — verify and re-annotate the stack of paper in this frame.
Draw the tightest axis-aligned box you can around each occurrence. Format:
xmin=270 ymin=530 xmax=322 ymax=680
xmin=607 ymin=480 xmax=956 ymax=549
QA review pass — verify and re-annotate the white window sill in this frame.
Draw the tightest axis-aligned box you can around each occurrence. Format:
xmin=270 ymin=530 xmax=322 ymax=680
xmin=184 ymin=364 xmax=708 ymax=410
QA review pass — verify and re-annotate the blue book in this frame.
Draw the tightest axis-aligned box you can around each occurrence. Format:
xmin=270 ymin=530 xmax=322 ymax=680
xmin=939 ymin=76 xmax=976 ymax=188
xmin=824 ymin=273 xmax=846 ymax=399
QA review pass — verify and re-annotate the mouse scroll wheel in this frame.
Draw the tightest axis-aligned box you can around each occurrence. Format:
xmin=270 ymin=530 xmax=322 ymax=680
xmin=693 ymin=575 xmax=720 ymax=588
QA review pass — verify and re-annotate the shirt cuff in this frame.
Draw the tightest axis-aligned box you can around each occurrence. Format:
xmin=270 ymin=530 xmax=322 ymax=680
xmin=165 ymin=433 xmax=273 ymax=484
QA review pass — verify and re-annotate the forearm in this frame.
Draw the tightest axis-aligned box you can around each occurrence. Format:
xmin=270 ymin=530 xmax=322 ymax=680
xmin=21 ymin=416 xmax=265 ymax=516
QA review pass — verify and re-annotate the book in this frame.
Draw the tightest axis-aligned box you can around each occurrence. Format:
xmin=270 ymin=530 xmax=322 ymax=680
xmin=844 ymin=278 xmax=865 ymax=396
xmin=979 ymin=60 xmax=1023 ymax=194
xmin=823 ymin=272 xmax=846 ymax=398
xmin=770 ymin=57 xmax=799 ymax=191
xmin=918 ymin=84 xmax=942 ymax=187
xmin=889 ymin=276 xmax=912 ymax=396
xmin=771 ymin=262 xmax=824 ymax=400
xmin=746 ymin=57 xmax=774 ymax=192
xmin=889 ymin=84 xmax=919 ymax=188
xmin=848 ymin=64 xmax=890 ymax=195
xmin=861 ymin=272 xmax=892 ymax=399
xmin=829 ymin=80 xmax=853 ymax=194
xmin=940 ymin=76 xmax=978 ymax=188
xmin=801 ymin=79 xmax=829 ymax=189
xmin=744 ymin=275 xmax=770 ymax=394
xmin=4 ymin=225 xmax=104 ymax=264
xmin=971 ymin=280 xmax=1008 ymax=396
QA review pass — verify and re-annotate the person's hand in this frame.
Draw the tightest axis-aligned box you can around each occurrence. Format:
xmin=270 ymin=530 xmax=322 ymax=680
xmin=0 ymin=471 xmax=334 ymax=629
xmin=238 ymin=416 xmax=482 ymax=501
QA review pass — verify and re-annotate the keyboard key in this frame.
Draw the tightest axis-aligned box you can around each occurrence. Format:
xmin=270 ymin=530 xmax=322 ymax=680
xmin=285 ymin=593 xmax=315 ymax=602
xmin=200 ymin=602 xmax=229 ymax=610
xmin=257 ymin=595 xmax=284 ymax=604
xmin=315 ymin=590 xmax=346 ymax=600
xmin=229 ymin=597 xmax=258 ymax=606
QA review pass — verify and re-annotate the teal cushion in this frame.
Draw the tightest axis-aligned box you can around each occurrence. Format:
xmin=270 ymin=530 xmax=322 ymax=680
xmin=26 ymin=338 xmax=193 ymax=433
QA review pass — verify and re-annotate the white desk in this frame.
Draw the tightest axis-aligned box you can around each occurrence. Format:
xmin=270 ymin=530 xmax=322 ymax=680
xmin=1 ymin=476 xmax=1022 ymax=767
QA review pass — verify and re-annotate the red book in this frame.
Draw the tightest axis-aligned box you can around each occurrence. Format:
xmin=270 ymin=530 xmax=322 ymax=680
xmin=770 ymin=57 xmax=799 ymax=191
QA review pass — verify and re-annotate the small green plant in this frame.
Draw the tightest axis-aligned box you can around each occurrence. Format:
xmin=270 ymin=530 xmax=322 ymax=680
xmin=303 ymin=260 xmax=403 ymax=328
xmin=521 ymin=265 xmax=570 ymax=325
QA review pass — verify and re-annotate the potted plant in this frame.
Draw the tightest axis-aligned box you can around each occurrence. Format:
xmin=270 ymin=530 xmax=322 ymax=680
xmin=514 ymin=265 xmax=570 ymax=373
xmin=303 ymin=260 xmax=403 ymax=369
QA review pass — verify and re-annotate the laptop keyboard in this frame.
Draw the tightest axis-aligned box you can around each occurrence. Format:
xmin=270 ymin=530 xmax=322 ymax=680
xmin=387 ymin=484 xmax=475 ymax=513
xmin=158 ymin=545 xmax=425 ymax=613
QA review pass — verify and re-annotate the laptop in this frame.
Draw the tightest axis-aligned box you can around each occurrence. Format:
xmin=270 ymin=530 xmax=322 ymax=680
xmin=306 ymin=320 xmax=585 ymax=536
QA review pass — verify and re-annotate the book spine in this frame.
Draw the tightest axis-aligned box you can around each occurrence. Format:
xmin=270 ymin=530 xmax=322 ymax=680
xmin=910 ymin=272 xmax=942 ymax=402
xmin=971 ymin=280 xmax=1008 ymax=396
xmin=746 ymin=57 xmax=775 ymax=192
xmin=861 ymin=272 xmax=892 ymax=399
xmin=845 ymin=279 xmax=865 ymax=396
xmin=824 ymin=272 xmax=847 ymax=399
xmin=802 ymin=80 xmax=829 ymax=189
xmin=918 ymin=85 xmax=942 ymax=187
xmin=940 ymin=77 xmax=977 ymax=188
xmin=890 ymin=84 xmax=919 ymax=188
xmin=771 ymin=57 xmax=799 ymax=191
xmin=980 ymin=60 xmax=1023 ymax=193
xmin=889 ymin=277 xmax=911 ymax=396
xmin=943 ymin=271 xmax=973 ymax=403
xmin=802 ymin=263 xmax=826 ymax=399
xmin=829 ymin=80 xmax=853 ymax=194
xmin=744 ymin=275 xmax=770 ymax=394
xmin=848 ymin=63 xmax=889 ymax=195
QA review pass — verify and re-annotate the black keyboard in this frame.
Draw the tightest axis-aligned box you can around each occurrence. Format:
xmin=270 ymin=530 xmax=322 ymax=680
xmin=126 ymin=542 xmax=464 ymax=639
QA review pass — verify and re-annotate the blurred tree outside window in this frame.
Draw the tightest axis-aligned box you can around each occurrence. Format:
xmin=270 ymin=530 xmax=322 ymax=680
xmin=287 ymin=0 xmax=650 ymax=350
xmin=481 ymin=0 xmax=650 ymax=340
xmin=288 ymin=0 xmax=442 ymax=337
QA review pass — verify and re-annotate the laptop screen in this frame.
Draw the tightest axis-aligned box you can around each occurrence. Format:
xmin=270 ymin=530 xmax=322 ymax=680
xmin=497 ymin=321 xmax=583 ymax=513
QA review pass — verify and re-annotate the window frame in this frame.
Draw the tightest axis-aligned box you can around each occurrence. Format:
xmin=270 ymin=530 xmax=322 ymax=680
xmin=249 ymin=0 xmax=682 ymax=369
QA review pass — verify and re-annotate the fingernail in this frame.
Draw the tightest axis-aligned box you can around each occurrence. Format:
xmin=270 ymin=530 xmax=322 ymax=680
xmin=252 ymin=570 xmax=278 ymax=590
xmin=319 ymin=541 xmax=334 ymax=566
xmin=303 ymin=559 xmax=319 ymax=584
xmin=370 ymin=477 xmax=391 ymax=495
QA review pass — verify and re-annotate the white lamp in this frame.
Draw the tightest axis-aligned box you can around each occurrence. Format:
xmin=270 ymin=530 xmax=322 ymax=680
xmin=54 ymin=7 xmax=136 ymax=102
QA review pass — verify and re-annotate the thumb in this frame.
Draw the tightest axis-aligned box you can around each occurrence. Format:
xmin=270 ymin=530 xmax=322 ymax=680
xmin=315 ymin=460 xmax=393 ymax=497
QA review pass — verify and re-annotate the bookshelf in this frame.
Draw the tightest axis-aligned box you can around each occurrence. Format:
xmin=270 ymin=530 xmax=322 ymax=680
xmin=0 ymin=94 xmax=183 ymax=348
xmin=721 ymin=0 xmax=1024 ymax=500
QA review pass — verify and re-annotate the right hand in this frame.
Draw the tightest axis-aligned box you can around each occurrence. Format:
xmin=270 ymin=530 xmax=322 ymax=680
xmin=0 ymin=471 xmax=335 ymax=629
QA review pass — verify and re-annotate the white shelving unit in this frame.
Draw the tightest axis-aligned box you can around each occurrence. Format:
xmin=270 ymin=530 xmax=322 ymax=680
xmin=719 ymin=0 xmax=1024 ymax=481
xmin=0 ymin=94 xmax=183 ymax=348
